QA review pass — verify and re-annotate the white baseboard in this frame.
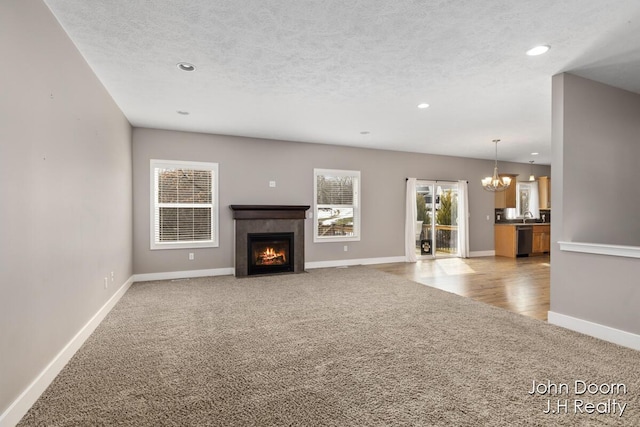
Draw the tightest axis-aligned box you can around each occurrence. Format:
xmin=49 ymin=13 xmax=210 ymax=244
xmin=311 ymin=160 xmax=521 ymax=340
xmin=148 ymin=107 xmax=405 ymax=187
xmin=132 ymin=267 xmax=234 ymax=282
xmin=470 ymin=250 xmax=495 ymax=257
xmin=0 ymin=276 xmax=134 ymax=427
xmin=305 ymin=256 xmax=406 ymax=269
xmin=304 ymin=253 xmax=494 ymax=268
xmin=134 ymin=254 xmax=494 ymax=279
xmin=548 ymin=311 xmax=640 ymax=351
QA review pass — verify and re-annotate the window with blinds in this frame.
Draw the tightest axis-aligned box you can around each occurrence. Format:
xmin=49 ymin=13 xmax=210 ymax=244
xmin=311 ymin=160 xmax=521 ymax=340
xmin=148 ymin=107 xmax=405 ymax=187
xmin=314 ymin=168 xmax=361 ymax=242
xmin=150 ymin=160 xmax=219 ymax=249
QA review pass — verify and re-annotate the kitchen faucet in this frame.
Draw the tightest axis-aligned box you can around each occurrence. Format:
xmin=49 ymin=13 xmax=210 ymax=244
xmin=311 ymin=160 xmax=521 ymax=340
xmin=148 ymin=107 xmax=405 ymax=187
xmin=523 ymin=211 xmax=534 ymax=223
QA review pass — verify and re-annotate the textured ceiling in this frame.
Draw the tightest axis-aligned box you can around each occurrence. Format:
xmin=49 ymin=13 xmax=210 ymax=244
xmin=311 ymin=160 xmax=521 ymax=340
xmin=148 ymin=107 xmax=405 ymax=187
xmin=44 ymin=0 xmax=640 ymax=165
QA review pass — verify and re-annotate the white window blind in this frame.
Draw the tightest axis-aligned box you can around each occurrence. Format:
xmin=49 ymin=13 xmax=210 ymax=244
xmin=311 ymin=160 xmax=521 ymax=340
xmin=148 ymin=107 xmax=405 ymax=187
xmin=150 ymin=160 xmax=219 ymax=249
xmin=314 ymin=169 xmax=360 ymax=242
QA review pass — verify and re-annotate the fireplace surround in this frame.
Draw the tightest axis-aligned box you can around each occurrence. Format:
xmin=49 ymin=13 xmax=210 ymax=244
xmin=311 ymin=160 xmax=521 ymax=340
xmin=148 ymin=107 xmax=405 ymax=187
xmin=230 ymin=205 xmax=309 ymax=277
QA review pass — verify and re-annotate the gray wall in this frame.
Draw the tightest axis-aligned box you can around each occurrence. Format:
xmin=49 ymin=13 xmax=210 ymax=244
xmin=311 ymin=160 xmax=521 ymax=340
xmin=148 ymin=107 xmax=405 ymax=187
xmin=551 ymin=73 xmax=640 ymax=334
xmin=0 ymin=0 xmax=132 ymax=417
xmin=133 ymin=128 xmax=549 ymax=274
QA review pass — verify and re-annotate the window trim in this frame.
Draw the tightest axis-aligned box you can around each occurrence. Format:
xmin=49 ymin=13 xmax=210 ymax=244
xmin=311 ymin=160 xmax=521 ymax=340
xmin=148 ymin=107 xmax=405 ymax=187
xmin=149 ymin=159 xmax=219 ymax=250
xmin=313 ymin=168 xmax=361 ymax=243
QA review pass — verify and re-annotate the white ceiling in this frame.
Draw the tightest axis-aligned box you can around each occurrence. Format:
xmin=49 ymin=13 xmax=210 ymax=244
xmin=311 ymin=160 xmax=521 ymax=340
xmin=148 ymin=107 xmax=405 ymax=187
xmin=44 ymin=0 xmax=640 ymax=165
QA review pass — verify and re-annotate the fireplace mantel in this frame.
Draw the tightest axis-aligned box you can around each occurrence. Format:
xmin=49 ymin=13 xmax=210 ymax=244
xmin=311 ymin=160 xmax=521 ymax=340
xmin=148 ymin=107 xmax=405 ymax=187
xmin=230 ymin=205 xmax=309 ymax=276
xmin=229 ymin=205 xmax=310 ymax=220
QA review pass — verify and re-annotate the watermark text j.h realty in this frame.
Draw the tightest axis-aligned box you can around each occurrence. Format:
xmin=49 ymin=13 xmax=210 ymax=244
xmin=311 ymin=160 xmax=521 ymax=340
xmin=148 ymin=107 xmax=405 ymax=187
xmin=528 ymin=380 xmax=628 ymax=417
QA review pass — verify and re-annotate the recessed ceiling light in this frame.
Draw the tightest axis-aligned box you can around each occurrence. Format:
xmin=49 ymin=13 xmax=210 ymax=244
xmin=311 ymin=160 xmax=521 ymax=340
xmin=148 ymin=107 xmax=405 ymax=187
xmin=417 ymin=103 xmax=430 ymax=109
xmin=177 ymin=110 xmax=190 ymax=115
xmin=531 ymin=152 xmax=539 ymax=156
xmin=526 ymin=45 xmax=550 ymax=56
xmin=177 ymin=62 xmax=196 ymax=71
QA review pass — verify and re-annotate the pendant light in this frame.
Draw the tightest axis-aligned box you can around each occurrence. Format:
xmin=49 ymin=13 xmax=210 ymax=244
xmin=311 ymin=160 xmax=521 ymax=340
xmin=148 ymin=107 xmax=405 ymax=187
xmin=482 ymin=139 xmax=511 ymax=192
xmin=529 ymin=160 xmax=535 ymax=181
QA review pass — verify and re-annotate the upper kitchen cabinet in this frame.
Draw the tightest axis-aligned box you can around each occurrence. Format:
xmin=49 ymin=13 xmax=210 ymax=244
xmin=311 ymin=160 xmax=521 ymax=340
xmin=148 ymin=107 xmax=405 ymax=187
xmin=538 ymin=176 xmax=551 ymax=209
xmin=494 ymin=174 xmax=519 ymax=208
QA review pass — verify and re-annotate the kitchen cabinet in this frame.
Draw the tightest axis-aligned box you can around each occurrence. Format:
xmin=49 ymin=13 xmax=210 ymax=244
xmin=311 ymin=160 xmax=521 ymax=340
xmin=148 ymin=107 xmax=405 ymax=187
xmin=494 ymin=225 xmax=517 ymax=257
xmin=532 ymin=224 xmax=551 ymax=254
xmin=495 ymin=224 xmax=550 ymax=257
xmin=538 ymin=176 xmax=551 ymax=209
xmin=494 ymin=174 xmax=519 ymax=209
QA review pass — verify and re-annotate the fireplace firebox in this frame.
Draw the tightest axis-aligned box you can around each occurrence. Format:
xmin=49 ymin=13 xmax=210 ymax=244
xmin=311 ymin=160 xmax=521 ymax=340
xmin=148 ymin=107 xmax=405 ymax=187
xmin=247 ymin=232 xmax=294 ymax=276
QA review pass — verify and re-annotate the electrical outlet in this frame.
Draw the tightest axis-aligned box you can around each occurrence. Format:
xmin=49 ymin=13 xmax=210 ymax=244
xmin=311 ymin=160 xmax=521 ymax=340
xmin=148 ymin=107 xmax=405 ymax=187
xmin=104 ymin=277 xmax=108 ymax=289
xmin=344 ymin=245 xmax=348 ymax=252
xmin=110 ymin=271 xmax=114 ymax=282
xmin=189 ymin=253 xmax=195 ymax=260
xmin=269 ymin=180 xmax=276 ymax=188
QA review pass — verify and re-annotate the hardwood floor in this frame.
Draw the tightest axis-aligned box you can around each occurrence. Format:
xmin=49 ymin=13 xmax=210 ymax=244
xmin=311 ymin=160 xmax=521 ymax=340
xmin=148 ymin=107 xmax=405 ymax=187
xmin=371 ymin=255 xmax=550 ymax=321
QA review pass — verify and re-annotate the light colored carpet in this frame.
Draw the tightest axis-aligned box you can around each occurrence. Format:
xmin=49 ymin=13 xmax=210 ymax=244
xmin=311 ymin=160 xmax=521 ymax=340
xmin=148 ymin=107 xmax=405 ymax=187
xmin=19 ymin=267 xmax=640 ymax=426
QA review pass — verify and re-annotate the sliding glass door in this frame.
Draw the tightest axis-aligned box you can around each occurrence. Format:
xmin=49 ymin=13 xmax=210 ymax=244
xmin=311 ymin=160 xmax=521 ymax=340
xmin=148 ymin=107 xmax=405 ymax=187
xmin=414 ymin=181 xmax=459 ymax=258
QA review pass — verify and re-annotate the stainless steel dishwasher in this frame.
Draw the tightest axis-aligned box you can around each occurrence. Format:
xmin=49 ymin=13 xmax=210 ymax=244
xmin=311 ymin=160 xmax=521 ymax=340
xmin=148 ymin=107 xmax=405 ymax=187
xmin=516 ymin=225 xmax=533 ymax=256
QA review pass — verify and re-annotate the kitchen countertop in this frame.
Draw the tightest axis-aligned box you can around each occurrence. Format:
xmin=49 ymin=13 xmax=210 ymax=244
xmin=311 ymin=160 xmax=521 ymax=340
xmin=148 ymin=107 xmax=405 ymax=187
xmin=494 ymin=223 xmax=550 ymax=226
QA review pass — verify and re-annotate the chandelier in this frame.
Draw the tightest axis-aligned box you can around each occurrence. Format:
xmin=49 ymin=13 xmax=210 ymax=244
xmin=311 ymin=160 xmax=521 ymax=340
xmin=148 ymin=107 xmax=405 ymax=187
xmin=481 ymin=139 xmax=512 ymax=192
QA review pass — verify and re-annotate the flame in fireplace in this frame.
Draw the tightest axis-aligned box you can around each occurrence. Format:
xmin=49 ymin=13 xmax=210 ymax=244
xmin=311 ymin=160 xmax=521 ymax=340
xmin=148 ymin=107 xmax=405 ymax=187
xmin=256 ymin=247 xmax=287 ymax=265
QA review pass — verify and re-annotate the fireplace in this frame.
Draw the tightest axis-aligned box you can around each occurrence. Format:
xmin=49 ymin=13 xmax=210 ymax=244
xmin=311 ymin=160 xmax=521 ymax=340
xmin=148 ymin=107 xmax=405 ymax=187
xmin=248 ymin=232 xmax=294 ymax=276
xmin=230 ymin=205 xmax=309 ymax=277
